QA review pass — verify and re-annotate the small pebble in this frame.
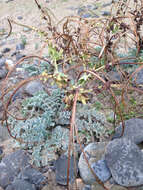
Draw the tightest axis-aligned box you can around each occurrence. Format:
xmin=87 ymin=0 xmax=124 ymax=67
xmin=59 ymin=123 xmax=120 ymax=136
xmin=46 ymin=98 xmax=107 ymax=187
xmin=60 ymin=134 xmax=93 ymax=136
xmin=1 ymin=48 xmax=10 ymax=54
xmin=82 ymin=13 xmax=92 ymax=18
xmin=0 ymin=58 xmax=5 ymax=66
xmin=0 ymin=69 xmax=7 ymax=79
xmin=23 ymin=27 xmax=32 ymax=32
xmin=83 ymin=185 xmax=91 ymax=190
xmin=102 ymin=11 xmax=111 ymax=16
xmin=16 ymin=54 xmax=25 ymax=61
xmin=0 ymin=147 xmax=3 ymax=155
xmin=16 ymin=43 xmax=25 ymax=51
xmin=17 ymin=16 xmax=23 ymax=20
xmin=6 ymin=0 xmax=14 ymax=2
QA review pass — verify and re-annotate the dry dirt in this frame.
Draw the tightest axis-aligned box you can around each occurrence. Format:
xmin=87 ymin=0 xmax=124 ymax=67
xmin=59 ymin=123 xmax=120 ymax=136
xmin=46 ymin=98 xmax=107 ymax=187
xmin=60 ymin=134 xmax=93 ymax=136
xmin=0 ymin=0 xmax=112 ymax=56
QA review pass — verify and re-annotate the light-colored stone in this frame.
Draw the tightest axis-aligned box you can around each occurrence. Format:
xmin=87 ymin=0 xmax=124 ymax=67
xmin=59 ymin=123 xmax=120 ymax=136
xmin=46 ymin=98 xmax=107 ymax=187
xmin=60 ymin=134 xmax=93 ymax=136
xmin=78 ymin=142 xmax=110 ymax=184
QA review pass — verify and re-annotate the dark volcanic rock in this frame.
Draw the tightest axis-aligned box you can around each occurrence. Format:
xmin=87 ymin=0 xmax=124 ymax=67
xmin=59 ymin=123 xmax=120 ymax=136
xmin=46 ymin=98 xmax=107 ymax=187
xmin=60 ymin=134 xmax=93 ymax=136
xmin=106 ymin=71 xmax=121 ymax=82
xmin=0 ymin=147 xmax=3 ymax=155
xmin=2 ymin=150 xmax=30 ymax=170
xmin=6 ymin=179 xmax=36 ymax=190
xmin=55 ymin=155 xmax=78 ymax=185
xmin=0 ymin=58 xmax=5 ymax=66
xmin=83 ymin=185 xmax=91 ymax=190
xmin=16 ymin=53 xmax=25 ymax=61
xmin=1 ymin=48 xmax=10 ymax=54
xmin=19 ymin=165 xmax=46 ymax=188
xmin=17 ymin=16 xmax=23 ymax=20
xmin=134 ymin=68 xmax=143 ymax=87
xmin=0 ymin=150 xmax=30 ymax=188
xmin=16 ymin=43 xmax=25 ymax=51
xmin=24 ymin=80 xmax=44 ymax=96
xmin=91 ymin=159 xmax=111 ymax=182
xmin=105 ymin=138 xmax=143 ymax=187
xmin=112 ymin=118 xmax=143 ymax=144
xmin=0 ymin=124 xmax=10 ymax=142
xmin=101 ymin=11 xmax=111 ymax=16
xmin=0 ymin=69 xmax=7 ymax=79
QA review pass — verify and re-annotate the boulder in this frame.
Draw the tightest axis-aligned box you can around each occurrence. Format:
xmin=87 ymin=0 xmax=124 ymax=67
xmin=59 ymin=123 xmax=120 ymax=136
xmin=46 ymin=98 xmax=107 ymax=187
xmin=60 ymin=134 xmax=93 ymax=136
xmin=18 ymin=165 xmax=46 ymax=188
xmin=0 ymin=150 xmax=30 ymax=188
xmin=105 ymin=138 xmax=143 ymax=187
xmin=0 ymin=125 xmax=10 ymax=142
xmin=78 ymin=142 xmax=110 ymax=184
xmin=5 ymin=179 xmax=36 ymax=190
xmin=24 ymin=80 xmax=44 ymax=96
xmin=55 ymin=155 xmax=78 ymax=185
xmin=112 ymin=118 xmax=143 ymax=144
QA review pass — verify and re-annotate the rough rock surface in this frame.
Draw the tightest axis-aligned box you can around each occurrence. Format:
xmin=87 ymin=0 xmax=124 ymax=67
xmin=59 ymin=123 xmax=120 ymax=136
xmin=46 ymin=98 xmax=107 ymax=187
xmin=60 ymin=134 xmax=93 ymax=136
xmin=78 ymin=142 xmax=110 ymax=184
xmin=18 ymin=165 xmax=46 ymax=188
xmin=24 ymin=80 xmax=44 ymax=96
xmin=112 ymin=118 xmax=143 ymax=144
xmin=0 ymin=150 xmax=47 ymax=189
xmin=91 ymin=183 xmax=127 ymax=190
xmin=91 ymin=159 xmax=111 ymax=182
xmin=105 ymin=138 xmax=143 ymax=187
xmin=0 ymin=150 xmax=30 ymax=188
xmin=134 ymin=68 xmax=143 ymax=86
xmin=5 ymin=179 xmax=36 ymax=190
xmin=0 ymin=124 xmax=10 ymax=142
xmin=55 ymin=155 xmax=78 ymax=185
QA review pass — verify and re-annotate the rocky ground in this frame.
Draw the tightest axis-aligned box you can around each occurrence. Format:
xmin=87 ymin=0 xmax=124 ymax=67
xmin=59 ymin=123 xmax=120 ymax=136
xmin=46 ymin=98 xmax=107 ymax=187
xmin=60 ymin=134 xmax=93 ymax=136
xmin=1 ymin=0 xmax=143 ymax=190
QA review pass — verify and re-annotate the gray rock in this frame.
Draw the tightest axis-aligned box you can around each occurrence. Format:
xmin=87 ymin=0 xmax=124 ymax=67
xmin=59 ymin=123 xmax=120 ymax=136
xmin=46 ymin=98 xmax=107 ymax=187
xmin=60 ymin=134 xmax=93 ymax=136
xmin=105 ymin=138 xmax=143 ymax=187
xmin=1 ymin=48 xmax=10 ymax=54
xmin=102 ymin=2 xmax=112 ymax=7
xmin=6 ymin=179 xmax=36 ymax=190
xmin=134 ymin=68 xmax=143 ymax=86
xmin=0 ymin=41 xmax=6 ymax=46
xmin=0 ymin=58 xmax=5 ymax=66
xmin=17 ymin=16 xmax=23 ymax=20
xmin=101 ymin=11 xmax=111 ymax=16
xmin=83 ymin=184 xmax=91 ymax=190
xmin=77 ymin=7 xmax=86 ymax=15
xmin=0 ymin=125 xmax=10 ymax=142
xmin=16 ymin=43 xmax=25 ymax=51
xmin=6 ymin=0 xmax=14 ymax=3
xmin=0 ymin=69 xmax=7 ymax=79
xmin=2 ymin=150 xmax=30 ymax=174
xmin=110 ymin=185 xmax=129 ymax=190
xmin=55 ymin=155 xmax=78 ymax=185
xmin=112 ymin=118 xmax=143 ymax=144
xmin=78 ymin=142 xmax=108 ymax=184
xmin=0 ymin=163 xmax=12 ymax=187
xmin=19 ymin=165 xmax=46 ymax=187
xmin=12 ymin=90 xmax=23 ymax=101
xmin=0 ymin=150 xmax=30 ymax=188
xmin=91 ymin=183 xmax=127 ymax=190
xmin=16 ymin=54 xmax=25 ymax=61
xmin=91 ymin=159 xmax=111 ymax=182
xmin=24 ymin=80 xmax=44 ymax=96
xmin=82 ymin=13 xmax=92 ymax=18
xmin=0 ymin=147 xmax=3 ymax=155
xmin=106 ymin=71 xmax=121 ymax=82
